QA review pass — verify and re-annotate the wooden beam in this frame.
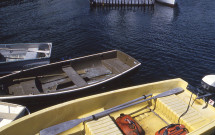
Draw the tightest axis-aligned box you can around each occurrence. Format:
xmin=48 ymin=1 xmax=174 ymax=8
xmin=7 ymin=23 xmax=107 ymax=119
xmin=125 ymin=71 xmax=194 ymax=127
xmin=62 ymin=66 xmax=87 ymax=87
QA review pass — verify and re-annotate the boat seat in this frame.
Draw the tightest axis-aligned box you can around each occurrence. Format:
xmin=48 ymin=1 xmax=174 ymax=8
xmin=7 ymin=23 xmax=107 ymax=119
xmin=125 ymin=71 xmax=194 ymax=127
xmin=0 ymin=112 xmax=17 ymax=120
xmin=0 ymin=117 xmax=13 ymax=128
xmin=102 ymin=58 xmax=130 ymax=74
xmin=24 ymin=48 xmax=38 ymax=59
xmin=62 ymin=66 xmax=88 ymax=87
xmin=156 ymin=94 xmax=210 ymax=131
xmin=0 ymin=102 xmax=25 ymax=128
xmin=85 ymin=116 xmax=123 ymax=135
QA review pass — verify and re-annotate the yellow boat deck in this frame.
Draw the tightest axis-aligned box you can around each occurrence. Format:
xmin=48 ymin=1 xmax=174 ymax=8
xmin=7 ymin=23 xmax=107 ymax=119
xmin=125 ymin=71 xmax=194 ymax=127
xmin=1 ymin=78 xmax=215 ymax=135
xmin=60 ymin=80 xmax=215 ymax=135
xmin=85 ymin=116 xmax=123 ymax=135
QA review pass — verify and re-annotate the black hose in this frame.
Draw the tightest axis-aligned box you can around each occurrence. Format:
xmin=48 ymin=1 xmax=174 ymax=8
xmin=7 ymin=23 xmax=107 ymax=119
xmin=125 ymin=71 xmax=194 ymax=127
xmin=177 ymin=93 xmax=193 ymax=124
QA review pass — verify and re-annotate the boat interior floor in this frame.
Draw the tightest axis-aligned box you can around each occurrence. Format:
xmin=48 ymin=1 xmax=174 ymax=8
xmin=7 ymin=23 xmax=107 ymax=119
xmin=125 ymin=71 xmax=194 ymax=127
xmin=5 ymin=58 xmax=131 ymax=96
xmin=60 ymin=93 xmax=213 ymax=135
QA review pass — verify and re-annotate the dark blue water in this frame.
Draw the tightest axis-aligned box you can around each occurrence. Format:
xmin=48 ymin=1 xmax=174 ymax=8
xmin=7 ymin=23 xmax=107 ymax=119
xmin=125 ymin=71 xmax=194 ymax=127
xmin=0 ymin=0 xmax=215 ymax=110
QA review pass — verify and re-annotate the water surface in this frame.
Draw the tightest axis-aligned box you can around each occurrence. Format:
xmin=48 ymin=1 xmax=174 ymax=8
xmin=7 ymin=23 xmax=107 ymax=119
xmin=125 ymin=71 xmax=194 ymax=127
xmin=0 ymin=0 xmax=215 ymax=111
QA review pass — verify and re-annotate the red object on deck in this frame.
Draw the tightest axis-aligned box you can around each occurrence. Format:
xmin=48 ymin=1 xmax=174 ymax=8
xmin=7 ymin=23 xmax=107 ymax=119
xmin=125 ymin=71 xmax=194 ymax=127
xmin=116 ymin=114 xmax=145 ymax=135
xmin=155 ymin=124 xmax=188 ymax=135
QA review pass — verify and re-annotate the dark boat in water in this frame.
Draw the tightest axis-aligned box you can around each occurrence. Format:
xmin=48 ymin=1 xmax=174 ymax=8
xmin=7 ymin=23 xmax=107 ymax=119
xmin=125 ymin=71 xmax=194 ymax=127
xmin=0 ymin=43 xmax=52 ymax=76
xmin=0 ymin=50 xmax=141 ymax=103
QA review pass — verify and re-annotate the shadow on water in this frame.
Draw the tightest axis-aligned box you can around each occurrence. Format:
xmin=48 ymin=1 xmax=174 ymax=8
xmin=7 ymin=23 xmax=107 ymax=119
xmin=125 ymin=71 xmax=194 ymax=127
xmin=172 ymin=5 xmax=180 ymax=21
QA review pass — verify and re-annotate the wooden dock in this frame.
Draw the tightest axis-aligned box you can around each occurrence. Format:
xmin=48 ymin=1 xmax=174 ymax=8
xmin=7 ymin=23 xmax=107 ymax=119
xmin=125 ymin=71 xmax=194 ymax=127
xmin=89 ymin=0 xmax=155 ymax=6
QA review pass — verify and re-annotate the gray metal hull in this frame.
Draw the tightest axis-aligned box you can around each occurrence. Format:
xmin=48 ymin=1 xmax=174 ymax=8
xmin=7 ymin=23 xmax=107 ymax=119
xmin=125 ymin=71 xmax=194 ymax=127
xmin=0 ymin=43 xmax=52 ymax=76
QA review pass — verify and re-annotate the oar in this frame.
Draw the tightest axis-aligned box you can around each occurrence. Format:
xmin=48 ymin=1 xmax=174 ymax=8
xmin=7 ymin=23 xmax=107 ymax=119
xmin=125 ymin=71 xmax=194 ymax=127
xmin=39 ymin=94 xmax=152 ymax=134
xmin=40 ymin=87 xmax=183 ymax=135
xmin=13 ymin=73 xmax=66 ymax=82
xmin=105 ymin=94 xmax=152 ymax=111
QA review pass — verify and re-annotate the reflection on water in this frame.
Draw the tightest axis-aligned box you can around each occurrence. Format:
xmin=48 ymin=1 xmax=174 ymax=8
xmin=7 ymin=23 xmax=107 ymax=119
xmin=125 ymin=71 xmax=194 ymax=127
xmin=152 ymin=4 xmax=175 ymax=23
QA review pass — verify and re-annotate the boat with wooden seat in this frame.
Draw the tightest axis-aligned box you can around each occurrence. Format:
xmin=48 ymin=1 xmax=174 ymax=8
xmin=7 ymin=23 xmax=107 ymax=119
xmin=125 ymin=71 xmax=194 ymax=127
xmin=0 ymin=43 xmax=52 ymax=76
xmin=0 ymin=50 xmax=141 ymax=102
xmin=0 ymin=102 xmax=27 ymax=128
xmin=1 ymin=78 xmax=215 ymax=135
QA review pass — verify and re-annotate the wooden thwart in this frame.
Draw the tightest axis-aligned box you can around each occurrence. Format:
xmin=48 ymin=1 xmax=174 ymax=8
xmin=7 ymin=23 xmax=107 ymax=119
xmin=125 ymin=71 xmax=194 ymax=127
xmin=102 ymin=58 xmax=130 ymax=73
xmin=62 ymin=66 xmax=88 ymax=87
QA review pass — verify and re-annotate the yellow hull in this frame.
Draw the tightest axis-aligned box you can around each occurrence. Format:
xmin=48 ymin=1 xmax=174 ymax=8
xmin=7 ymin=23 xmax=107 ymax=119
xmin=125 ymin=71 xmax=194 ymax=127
xmin=1 ymin=78 xmax=215 ymax=135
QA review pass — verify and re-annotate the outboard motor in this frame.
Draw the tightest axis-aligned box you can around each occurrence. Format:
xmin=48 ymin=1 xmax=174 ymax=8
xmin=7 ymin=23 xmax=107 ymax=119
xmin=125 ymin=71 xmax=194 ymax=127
xmin=199 ymin=75 xmax=215 ymax=106
xmin=201 ymin=75 xmax=215 ymax=93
